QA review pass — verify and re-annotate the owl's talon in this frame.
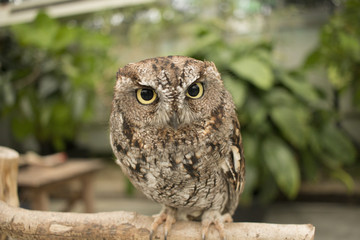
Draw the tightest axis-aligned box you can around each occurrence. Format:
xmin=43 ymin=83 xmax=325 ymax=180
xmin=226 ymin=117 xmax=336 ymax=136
xmin=201 ymin=219 xmax=211 ymax=240
xmin=201 ymin=210 xmax=231 ymax=240
xmin=222 ymin=213 xmax=233 ymax=223
xmin=150 ymin=206 xmax=176 ymax=240
xmin=164 ymin=210 xmax=176 ymax=240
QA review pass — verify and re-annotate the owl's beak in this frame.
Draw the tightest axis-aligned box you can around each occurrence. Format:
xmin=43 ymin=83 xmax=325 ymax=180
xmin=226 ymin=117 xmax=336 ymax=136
xmin=169 ymin=113 xmax=180 ymax=130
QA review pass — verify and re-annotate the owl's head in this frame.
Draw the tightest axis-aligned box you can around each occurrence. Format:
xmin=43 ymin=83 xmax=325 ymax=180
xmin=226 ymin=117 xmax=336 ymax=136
xmin=112 ymin=56 xmax=231 ymax=130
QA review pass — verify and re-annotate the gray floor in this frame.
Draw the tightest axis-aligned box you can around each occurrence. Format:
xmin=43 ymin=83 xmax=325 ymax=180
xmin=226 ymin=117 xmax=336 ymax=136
xmin=265 ymin=202 xmax=360 ymax=240
xmin=48 ymin=163 xmax=360 ymax=240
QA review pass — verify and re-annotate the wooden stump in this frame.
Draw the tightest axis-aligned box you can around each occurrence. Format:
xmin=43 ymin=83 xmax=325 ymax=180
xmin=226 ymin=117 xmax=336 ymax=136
xmin=0 ymin=146 xmax=20 ymax=240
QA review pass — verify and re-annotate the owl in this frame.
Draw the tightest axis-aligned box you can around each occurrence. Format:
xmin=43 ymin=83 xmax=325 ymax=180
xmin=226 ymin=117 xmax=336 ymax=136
xmin=110 ymin=56 xmax=245 ymax=240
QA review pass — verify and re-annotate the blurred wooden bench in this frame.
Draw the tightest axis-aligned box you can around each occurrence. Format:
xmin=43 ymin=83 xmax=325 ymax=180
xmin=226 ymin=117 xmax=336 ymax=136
xmin=18 ymin=159 xmax=104 ymax=212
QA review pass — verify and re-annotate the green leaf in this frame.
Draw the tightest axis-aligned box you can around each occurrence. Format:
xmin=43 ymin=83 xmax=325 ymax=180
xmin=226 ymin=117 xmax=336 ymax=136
xmin=303 ymin=48 xmax=322 ymax=69
xmin=223 ymin=75 xmax=247 ymax=108
xmin=12 ymin=11 xmax=59 ymax=50
xmin=270 ymin=106 xmax=309 ymax=148
xmin=240 ymin=135 xmax=260 ymax=204
xmin=307 ymin=128 xmax=322 ymax=154
xmin=339 ymin=32 xmax=360 ymax=59
xmin=264 ymin=88 xmax=297 ymax=107
xmin=52 ymin=25 xmax=78 ymax=51
xmin=11 ymin=116 xmax=33 ymax=139
xmin=230 ymin=57 xmax=274 ymax=90
xmin=1 ymin=75 xmax=15 ymax=106
xmin=263 ymin=136 xmax=300 ymax=199
xmin=301 ymin=151 xmax=319 ymax=181
xmin=242 ymin=134 xmax=260 ymax=164
xmin=40 ymin=104 xmax=52 ymax=128
xmin=38 ymin=77 xmax=59 ymax=99
xmin=72 ymin=89 xmax=88 ymax=120
xmin=258 ymin=169 xmax=279 ymax=203
xmin=327 ymin=65 xmax=351 ymax=90
xmin=61 ymin=54 xmax=79 ymax=78
xmin=279 ymin=74 xmax=319 ymax=103
xmin=78 ymin=29 xmax=113 ymax=50
xmin=253 ymin=48 xmax=272 ymax=64
xmin=51 ymin=103 xmax=71 ymax=125
xmin=330 ymin=168 xmax=355 ymax=192
xmin=20 ymin=96 xmax=34 ymax=119
xmin=320 ymin=124 xmax=356 ymax=166
xmin=240 ymin=164 xmax=258 ymax=205
xmin=245 ymin=97 xmax=268 ymax=132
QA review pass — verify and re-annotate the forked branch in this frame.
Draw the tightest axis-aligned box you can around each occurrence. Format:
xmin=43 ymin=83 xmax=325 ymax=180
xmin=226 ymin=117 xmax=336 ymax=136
xmin=0 ymin=146 xmax=314 ymax=240
xmin=0 ymin=201 xmax=314 ymax=240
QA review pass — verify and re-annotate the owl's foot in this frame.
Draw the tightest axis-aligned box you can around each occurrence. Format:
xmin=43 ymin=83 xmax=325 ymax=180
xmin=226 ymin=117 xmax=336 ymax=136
xmin=150 ymin=206 xmax=176 ymax=240
xmin=201 ymin=211 xmax=233 ymax=240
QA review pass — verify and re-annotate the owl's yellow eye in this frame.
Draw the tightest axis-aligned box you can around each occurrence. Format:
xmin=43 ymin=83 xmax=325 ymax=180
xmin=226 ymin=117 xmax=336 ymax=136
xmin=136 ymin=88 xmax=157 ymax=104
xmin=186 ymin=82 xmax=204 ymax=99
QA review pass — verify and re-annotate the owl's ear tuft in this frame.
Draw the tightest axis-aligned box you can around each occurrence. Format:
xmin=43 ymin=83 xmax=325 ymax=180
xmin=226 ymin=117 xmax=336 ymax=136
xmin=204 ymin=61 xmax=221 ymax=81
xmin=117 ymin=65 xmax=140 ymax=82
xmin=115 ymin=65 xmax=142 ymax=91
xmin=116 ymin=68 xmax=123 ymax=80
xmin=115 ymin=75 xmax=133 ymax=91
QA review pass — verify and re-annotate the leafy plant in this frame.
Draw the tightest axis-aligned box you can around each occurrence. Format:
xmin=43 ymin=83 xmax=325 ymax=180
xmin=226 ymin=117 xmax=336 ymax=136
xmin=304 ymin=0 xmax=360 ymax=103
xmin=302 ymin=0 xmax=360 ymax=188
xmin=184 ymin=21 xmax=357 ymax=203
xmin=303 ymin=0 xmax=360 ymax=160
xmin=0 ymin=11 xmax=114 ymax=153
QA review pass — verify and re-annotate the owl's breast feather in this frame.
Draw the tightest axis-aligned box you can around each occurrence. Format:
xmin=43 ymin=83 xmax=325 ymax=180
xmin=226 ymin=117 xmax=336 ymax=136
xmin=114 ymin=129 xmax=230 ymax=211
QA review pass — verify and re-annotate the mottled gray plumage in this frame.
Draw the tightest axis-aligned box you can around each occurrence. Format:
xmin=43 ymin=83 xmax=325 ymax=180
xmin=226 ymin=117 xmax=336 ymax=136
xmin=110 ymin=56 xmax=245 ymax=239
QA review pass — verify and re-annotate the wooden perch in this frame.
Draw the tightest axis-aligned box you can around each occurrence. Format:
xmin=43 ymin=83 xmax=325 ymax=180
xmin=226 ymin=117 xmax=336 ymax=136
xmin=0 ymin=146 xmax=20 ymax=240
xmin=0 ymin=201 xmax=314 ymax=240
xmin=0 ymin=146 xmax=315 ymax=240
xmin=0 ymin=146 xmax=19 ymax=207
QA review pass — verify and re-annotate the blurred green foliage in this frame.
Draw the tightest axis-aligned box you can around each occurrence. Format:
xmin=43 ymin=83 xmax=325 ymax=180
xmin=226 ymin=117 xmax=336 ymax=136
xmin=299 ymin=0 xmax=360 ymax=197
xmin=305 ymin=0 xmax=360 ymax=107
xmin=184 ymin=22 xmax=357 ymax=203
xmin=0 ymin=11 xmax=114 ymax=152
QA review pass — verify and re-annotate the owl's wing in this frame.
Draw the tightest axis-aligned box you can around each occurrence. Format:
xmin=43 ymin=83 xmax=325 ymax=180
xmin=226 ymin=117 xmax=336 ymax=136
xmin=221 ymin=115 xmax=245 ymax=213
xmin=231 ymin=116 xmax=245 ymax=193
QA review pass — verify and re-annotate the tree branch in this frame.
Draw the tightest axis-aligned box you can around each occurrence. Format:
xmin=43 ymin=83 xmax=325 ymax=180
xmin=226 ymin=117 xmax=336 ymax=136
xmin=0 ymin=146 xmax=315 ymax=240
xmin=0 ymin=146 xmax=19 ymax=207
xmin=0 ymin=201 xmax=314 ymax=240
